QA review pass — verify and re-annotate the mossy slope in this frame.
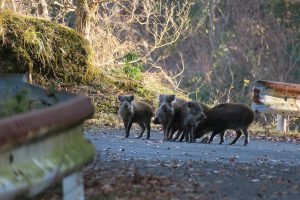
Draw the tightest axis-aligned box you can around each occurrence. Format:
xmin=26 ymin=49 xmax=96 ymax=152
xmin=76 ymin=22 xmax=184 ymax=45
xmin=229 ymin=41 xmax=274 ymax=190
xmin=0 ymin=10 xmax=94 ymax=83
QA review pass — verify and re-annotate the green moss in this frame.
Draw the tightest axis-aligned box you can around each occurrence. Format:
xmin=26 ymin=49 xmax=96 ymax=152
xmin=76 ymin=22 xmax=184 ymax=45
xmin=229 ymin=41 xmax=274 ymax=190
xmin=0 ymin=89 xmax=30 ymax=118
xmin=0 ymin=10 xmax=95 ymax=83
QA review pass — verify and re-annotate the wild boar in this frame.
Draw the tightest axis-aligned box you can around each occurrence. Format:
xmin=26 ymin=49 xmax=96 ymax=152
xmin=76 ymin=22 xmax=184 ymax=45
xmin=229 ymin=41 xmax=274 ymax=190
xmin=181 ymin=101 xmax=207 ymax=142
xmin=153 ymin=94 xmax=186 ymax=140
xmin=196 ymin=103 xmax=254 ymax=146
xmin=175 ymin=101 xmax=211 ymax=142
xmin=118 ymin=95 xmax=153 ymax=139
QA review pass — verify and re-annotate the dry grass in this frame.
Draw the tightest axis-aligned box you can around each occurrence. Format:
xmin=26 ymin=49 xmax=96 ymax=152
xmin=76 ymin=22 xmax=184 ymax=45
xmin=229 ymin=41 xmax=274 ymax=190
xmin=90 ymin=26 xmax=134 ymax=69
xmin=250 ymin=123 xmax=300 ymax=142
xmin=75 ymin=70 xmax=188 ymax=127
xmin=142 ymin=72 xmax=187 ymax=99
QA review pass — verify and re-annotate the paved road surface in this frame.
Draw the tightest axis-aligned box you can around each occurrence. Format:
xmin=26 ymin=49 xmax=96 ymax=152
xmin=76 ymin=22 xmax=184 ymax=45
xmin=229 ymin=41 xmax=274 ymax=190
xmin=83 ymin=128 xmax=300 ymax=200
xmin=85 ymin=129 xmax=300 ymax=166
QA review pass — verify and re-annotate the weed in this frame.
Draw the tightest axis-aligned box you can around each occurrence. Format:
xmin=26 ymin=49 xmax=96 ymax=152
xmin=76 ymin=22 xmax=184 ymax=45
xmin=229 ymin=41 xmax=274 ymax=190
xmin=123 ymin=52 xmax=143 ymax=81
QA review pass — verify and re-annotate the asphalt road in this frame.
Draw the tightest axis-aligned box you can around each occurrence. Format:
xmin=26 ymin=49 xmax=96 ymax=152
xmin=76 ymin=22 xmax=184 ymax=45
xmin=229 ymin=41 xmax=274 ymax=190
xmin=85 ymin=128 xmax=300 ymax=166
xmin=83 ymin=128 xmax=300 ymax=200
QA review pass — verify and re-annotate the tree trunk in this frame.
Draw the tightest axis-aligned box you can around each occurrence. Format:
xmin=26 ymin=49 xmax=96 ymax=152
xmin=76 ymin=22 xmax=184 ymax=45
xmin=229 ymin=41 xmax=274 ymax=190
xmin=38 ymin=0 xmax=49 ymax=19
xmin=10 ymin=0 xmax=14 ymax=11
xmin=75 ymin=0 xmax=91 ymax=40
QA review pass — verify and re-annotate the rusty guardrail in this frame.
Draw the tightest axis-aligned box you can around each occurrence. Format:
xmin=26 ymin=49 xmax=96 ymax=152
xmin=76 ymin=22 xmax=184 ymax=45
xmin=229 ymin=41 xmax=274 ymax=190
xmin=251 ymin=80 xmax=300 ymax=131
xmin=0 ymin=74 xmax=95 ymax=200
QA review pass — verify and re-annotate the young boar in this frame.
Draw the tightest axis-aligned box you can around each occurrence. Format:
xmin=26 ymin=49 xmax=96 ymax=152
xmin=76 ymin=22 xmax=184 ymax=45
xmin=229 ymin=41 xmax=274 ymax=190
xmin=154 ymin=95 xmax=210 ymax=142
xmin=153 ymin=94 xmax=186 ymax=140
xmin=196 ymin=103 xmax=254 ymax=146
xmin=180 ymin=101 xmax=207 ymax=142
xmin=175 ymin=101 xmax=211 ymax=142
xmin=118 ymin=95 xmax=153 ymax=139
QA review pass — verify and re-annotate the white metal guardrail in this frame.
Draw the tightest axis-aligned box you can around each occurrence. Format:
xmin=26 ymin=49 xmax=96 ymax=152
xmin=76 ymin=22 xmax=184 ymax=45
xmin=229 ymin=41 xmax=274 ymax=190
xmin=251 ymin=80 xmax=300 ymax=131
xmin=0 ymin=74 xmax=95 ymax=200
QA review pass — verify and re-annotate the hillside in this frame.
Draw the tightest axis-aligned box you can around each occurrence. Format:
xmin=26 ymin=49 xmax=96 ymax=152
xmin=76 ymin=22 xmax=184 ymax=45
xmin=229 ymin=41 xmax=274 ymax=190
xmin=0 ymin=10 xmax=186 ymax=126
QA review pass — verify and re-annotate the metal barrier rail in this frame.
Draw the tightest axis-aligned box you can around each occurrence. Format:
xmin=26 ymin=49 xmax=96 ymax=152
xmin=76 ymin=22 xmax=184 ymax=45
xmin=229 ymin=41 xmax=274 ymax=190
xmin=0 ymin=74 xmax=95 ymax=200
xmin=251 ymin=80 xmax=300 ymax=131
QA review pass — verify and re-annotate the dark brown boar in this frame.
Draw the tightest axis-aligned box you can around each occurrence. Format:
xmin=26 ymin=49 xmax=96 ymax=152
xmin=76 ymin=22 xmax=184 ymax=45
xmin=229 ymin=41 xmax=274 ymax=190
xmin=180 ymin=101 xmax=207 ymax=142
xmin=196 ymin=103 xmax=254 ymax=146
xmin=153 ymin=94 xmax=186 ymax=140
xmin=118 ymin=95 xmax=153 ymax=139
xmin=175 ymin=101 xmax=211 ymax=142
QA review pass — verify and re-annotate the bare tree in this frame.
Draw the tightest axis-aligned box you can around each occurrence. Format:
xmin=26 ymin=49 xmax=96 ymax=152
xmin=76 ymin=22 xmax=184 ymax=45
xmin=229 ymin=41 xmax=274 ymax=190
xmin=75 ymin=0 xmax=98 ymax=40
xmin=52 ymin=0 xmax=76 ymax=23
xmin=90 ymin=0 xmax=192 ymax=85
xmin=111 ymin=0 xmax=192 ymax=60
xmin=82 ymin=0 xmax=192 ymax=87
xmin=38 ymin=0 xmax=49 ymax=19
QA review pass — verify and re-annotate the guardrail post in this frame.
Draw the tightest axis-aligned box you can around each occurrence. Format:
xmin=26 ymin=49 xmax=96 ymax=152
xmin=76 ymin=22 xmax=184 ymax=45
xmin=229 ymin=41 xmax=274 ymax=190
xmin=252 ymin=80 xmax=300 ymax=132
xmin=276 ymin=114 xmax=287 ymax=132
xmin=63 ymin=171 xmax=85 ymax=200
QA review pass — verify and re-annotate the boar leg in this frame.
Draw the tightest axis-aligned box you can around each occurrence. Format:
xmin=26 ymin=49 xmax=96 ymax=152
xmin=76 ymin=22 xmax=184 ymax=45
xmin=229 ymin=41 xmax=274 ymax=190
xmin=146 ymin=121 xmax=151 ymax=140
xmin=190 ymin=127 xmax=196 ymax=143
xmin=163 ymin=130 xmax=168 ymax=140
xmin=172 ymin=129 xmax=181 ymax=141
xmin=162 ymin=124 xmax=169 ymax=140
xmin=208 ymin=130 xmax=220 ymax=143
xmin=184 ymin=130 xmax=189 ymax=142
xmin=162 ymin=123 xmax=168 ymax=139
xmin=137 ymin=123 xmax=146 ymax=138
xmin=123 ymin=120 xmax=129 ymax=138
xmin=219 ymin=131 xmax=225 ymax=144
xmin=166 ymin=128 xmax=173 ymax=140
xmin=165 ymin=122 xmax=173 ymax=139
xmin=185 ymin=127 xmax=195 ymax=143
xmin=201 ymin=135 xmax=210 ymax=143
xmin=178 ymin=130 xmax=186 ymax=142
xmin=168 ymin=128 xmax=177 ymax=140
xmin=125 ymin=120 xmax=133 ymax=138
xmin=242 ymin=127 xmax=249 ymax=146
xmin=229 ymin=129 xmax=242 ymax=145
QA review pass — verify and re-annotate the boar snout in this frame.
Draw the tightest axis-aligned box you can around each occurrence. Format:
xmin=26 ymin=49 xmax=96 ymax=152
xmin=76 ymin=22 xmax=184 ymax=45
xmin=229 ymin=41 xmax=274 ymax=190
xmin=153 ymin=117 xmax=161 ymax=124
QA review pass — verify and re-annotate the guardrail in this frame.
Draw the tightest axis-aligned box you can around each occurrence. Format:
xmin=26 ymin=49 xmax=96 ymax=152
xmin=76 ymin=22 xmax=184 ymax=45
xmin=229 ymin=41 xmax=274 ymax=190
xmin=0 ymin=74 xmax=95 ymax=200
xmin=251 ymin=80 xmax=300 ymax=131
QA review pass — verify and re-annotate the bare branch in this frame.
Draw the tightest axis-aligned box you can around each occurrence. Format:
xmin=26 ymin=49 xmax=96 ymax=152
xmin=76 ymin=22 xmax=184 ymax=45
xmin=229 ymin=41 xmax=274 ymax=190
xmin=172 ymin=52 xmax=185 ymax=89
xmin=173 ymin=53 xmax=185 ymax=79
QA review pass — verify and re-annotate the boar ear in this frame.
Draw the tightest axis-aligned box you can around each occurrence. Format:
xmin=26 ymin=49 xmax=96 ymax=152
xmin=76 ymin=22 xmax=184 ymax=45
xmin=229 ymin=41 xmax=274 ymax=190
xmin=129 ymin=95 xmax=135 ymax=101
xmin=118 ymin=95 xmax=123 ymax=102
xmin=187 ymin=101 xmax=192 ymax=107
xmin=168 ymin=94 xmax=176 ymax=102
